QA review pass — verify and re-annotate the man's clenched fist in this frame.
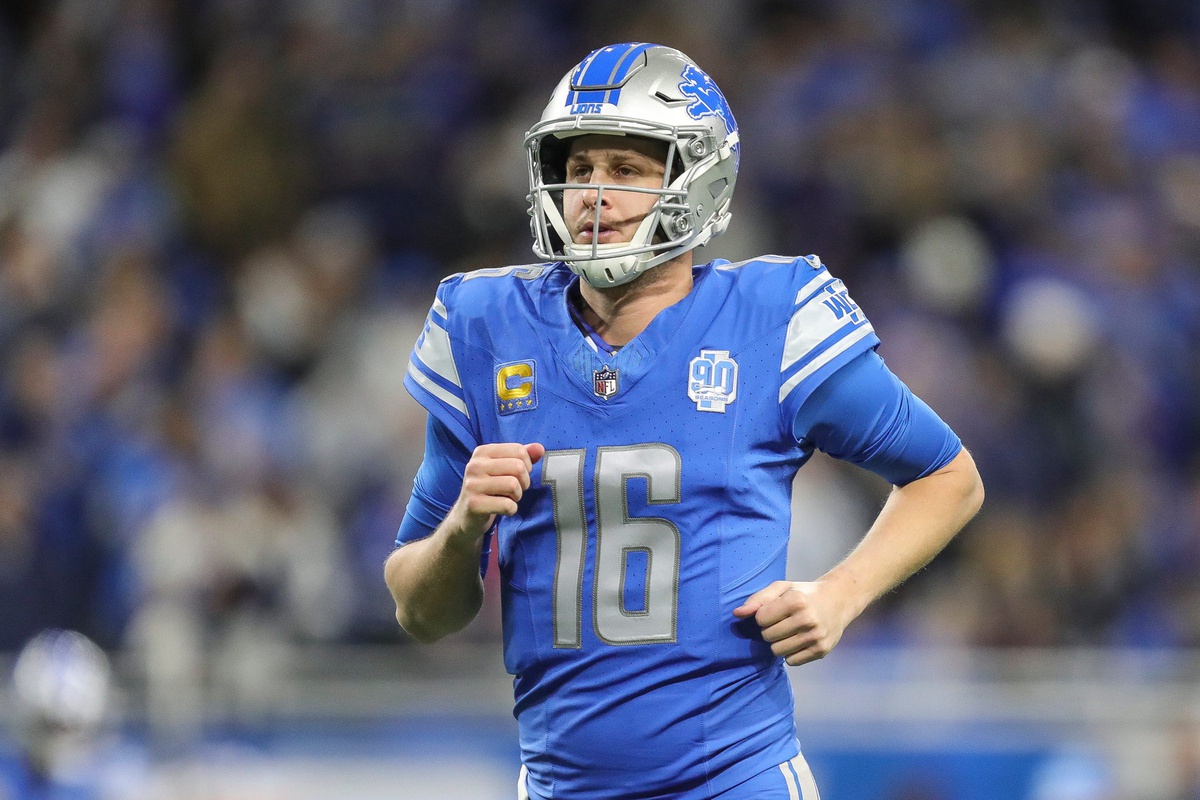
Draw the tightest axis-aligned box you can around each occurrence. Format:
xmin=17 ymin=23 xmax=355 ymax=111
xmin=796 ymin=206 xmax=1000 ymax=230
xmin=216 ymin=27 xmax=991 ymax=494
xmin=445 ymin=442 xmax=546 ymax=541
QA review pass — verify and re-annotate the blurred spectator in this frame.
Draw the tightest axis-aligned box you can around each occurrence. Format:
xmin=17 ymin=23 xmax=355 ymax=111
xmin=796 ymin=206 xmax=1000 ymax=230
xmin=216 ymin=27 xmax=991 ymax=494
xmin=171 ymin=41 xmax=311 ymax=258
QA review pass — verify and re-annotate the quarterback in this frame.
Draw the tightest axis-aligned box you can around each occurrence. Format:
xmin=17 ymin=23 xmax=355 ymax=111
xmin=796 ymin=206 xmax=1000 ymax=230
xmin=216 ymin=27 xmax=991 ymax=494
xmin=385 ymin=43 xmax=984 ymax=800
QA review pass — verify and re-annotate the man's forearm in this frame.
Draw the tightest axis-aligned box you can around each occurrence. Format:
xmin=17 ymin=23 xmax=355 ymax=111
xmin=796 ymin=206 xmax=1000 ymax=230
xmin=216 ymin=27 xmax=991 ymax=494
xmin=386 ymin=441 xmax=542 ymax=644
xmin=822 ymin=447 xmax=984 ymax=619
xmin=384 ymin=523 xmax=487 ymax=643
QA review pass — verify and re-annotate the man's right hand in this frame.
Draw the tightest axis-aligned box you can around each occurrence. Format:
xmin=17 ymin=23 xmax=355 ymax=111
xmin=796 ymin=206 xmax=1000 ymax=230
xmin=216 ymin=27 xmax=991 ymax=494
xmin=444 ymin=442 xmax=546 ymax=543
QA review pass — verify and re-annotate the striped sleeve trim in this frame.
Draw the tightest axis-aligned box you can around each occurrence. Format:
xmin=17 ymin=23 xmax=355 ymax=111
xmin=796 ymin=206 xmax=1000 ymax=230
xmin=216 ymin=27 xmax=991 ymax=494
xmin=407 ymin=361 xmax=468 ymax=416
xmin=431 ymin=294 xmax=449 ymax=320
xmin=779 ymin=322 xmax=875 ymax=403
xmin=412 ymin=316 xmax=462 ymax=390
xmin=793 ymin=272 xmax=835 ymax=307
xmin=781 ymin=277 xmax=839 ymax=372
xmin=779 ymin=275 xmax=874 ymax=405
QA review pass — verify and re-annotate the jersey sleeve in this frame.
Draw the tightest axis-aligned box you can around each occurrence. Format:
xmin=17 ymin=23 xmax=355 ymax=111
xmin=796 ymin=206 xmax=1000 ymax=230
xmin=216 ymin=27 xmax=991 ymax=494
xmin=793 ymin=349 xmax=962 ymax=486
xmin=777 ymin=259 xmax=881 ymax=428
xmin=404 ymin=279 xmax=480 ymax=450
xmin=396 ymin=416 xmax=469 ymax=545
xmin=396 ymin=415 xmax=495 ymax=576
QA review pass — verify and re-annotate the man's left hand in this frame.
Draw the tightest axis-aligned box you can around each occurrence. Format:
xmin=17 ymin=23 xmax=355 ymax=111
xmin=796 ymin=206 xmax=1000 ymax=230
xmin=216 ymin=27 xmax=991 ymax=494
xmin=733 ymin=581 xmax=855 ymax=666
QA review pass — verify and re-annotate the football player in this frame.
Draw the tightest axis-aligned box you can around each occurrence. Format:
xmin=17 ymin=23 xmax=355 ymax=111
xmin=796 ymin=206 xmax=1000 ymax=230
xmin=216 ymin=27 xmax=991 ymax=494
xmin=385 ymin=43 xmax=983 ymax=800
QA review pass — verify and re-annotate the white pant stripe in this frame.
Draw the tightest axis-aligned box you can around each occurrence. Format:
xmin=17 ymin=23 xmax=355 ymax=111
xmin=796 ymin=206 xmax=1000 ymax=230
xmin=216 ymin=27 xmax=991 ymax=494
xmin=779 ymin=762 xmax=801 ymax=800
xmin=791 ymin=754 xmax=821 ymax=800
xmin=517 ymin=764 xmax=530 ymax=800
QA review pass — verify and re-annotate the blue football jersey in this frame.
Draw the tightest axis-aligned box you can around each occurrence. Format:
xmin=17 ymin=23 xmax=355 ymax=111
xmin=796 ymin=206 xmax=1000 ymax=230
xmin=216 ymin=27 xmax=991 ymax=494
xmin=404 ymin=256 xmax=880 ymax=800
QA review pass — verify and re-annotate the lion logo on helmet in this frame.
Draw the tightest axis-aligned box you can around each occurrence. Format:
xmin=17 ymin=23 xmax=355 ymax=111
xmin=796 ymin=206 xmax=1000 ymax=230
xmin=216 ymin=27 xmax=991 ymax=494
xmin=678 ymin=64 xmax=739 ymax=168
xmin=678 ymin=65 xmax=737 ymax=136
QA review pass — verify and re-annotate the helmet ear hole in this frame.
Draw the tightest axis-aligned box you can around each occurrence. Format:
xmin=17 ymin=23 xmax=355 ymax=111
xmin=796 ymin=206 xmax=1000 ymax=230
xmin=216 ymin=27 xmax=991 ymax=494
xmin=540 ymin=137 xmax=570 ymax=185
xmin=668 ymin=151 xmax=685 ymax=183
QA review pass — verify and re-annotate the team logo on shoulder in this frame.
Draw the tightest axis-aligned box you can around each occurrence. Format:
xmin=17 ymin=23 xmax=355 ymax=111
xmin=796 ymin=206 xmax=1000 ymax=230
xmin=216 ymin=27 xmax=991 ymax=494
xmin=593 ymin=366 xmax=619 ymax=400
xmin=688 ymin=350 xmax=738 ymax=413
xmin=819 ymin=280 xmax=864 ymax=325
xmin=496 ymin=360 xmax=538 ymax=415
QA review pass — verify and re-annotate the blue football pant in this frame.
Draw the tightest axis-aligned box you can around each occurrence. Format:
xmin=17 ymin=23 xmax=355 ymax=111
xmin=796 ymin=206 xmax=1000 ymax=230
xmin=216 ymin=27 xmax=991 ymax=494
xmin=516 ymin=753 xmax=821 ymax=800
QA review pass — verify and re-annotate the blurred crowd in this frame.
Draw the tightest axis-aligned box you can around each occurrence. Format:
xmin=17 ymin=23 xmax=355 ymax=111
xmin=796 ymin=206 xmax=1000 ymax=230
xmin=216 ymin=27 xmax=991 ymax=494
xmin=0 ymin=0 xmax=1199 ymax=686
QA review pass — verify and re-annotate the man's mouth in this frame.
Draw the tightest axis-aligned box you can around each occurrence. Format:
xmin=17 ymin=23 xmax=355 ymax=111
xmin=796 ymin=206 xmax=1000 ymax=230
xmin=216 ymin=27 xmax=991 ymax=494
xmin=576 ymin=221 xmax=620 ymax=244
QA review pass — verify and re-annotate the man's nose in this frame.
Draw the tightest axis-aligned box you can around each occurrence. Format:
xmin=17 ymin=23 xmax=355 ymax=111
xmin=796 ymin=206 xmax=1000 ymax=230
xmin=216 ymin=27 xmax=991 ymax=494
xmin=580 ymin=176 xmax=608 ymax=207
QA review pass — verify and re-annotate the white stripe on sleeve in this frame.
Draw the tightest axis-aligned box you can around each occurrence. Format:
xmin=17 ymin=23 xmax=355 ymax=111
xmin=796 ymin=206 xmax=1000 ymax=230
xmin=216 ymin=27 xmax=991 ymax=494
xmin=407 ymin=362 xmax=469 ymax=416
xmin=778 ymin=322 xmax=875 ymax=403
xmin=792 ymin=272 xmax=831 ymax=306
xmin=413 ymin=318 xmax=463 ymax=389
xmin=782 ymin=301 xmax=837 ymax=373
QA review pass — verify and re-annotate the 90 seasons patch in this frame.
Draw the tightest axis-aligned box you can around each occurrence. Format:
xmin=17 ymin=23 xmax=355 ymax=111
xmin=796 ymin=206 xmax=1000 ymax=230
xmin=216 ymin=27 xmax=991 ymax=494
xmin=688 ymin=349 xmax=738 ymax=412
xmin=496 ymin=360 xmax=538 ymax=415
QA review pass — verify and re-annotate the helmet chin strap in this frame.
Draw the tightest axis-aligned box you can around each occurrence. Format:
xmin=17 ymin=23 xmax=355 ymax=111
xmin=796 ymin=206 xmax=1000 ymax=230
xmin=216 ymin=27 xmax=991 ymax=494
xmin=562 ymin=242 xmax=644 ymax=287
xmin=560 ymin=206 xmax=673 ymax=288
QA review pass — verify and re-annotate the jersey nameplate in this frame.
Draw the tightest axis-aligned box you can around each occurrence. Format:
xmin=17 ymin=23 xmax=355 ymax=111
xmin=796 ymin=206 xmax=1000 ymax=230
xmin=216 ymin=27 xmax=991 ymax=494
xmin=688 ymin=349 xmax=738 ymax=412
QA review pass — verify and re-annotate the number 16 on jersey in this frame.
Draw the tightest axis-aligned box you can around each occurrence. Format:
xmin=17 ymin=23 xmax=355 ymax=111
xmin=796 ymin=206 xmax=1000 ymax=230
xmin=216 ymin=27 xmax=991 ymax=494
xmin=541 ymin=445 xmax=683 ymax=648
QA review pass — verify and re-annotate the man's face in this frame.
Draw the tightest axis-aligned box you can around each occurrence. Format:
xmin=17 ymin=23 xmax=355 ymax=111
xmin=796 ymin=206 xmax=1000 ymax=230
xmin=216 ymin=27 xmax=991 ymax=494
xmin=562 ymin=134 xmax=669 ymax=246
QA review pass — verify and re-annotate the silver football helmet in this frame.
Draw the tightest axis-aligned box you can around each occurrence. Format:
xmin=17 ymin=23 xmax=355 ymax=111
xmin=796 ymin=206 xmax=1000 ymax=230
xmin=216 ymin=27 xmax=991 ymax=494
xmin=526 ymin=43 xmax=740 ymax=288
xmin=12 ymin=629 xmax=112 ymax=773
xmin=13 ymin=629 xmax=111 ymax=731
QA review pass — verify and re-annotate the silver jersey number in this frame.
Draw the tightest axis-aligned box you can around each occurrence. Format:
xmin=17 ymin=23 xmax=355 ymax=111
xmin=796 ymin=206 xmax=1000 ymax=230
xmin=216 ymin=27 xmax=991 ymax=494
xmin=542 ymin=444 xmax=682 ymax=647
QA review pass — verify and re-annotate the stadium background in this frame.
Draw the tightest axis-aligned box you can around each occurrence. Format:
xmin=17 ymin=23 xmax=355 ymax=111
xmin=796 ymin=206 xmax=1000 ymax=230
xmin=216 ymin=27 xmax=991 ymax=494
xmin=0 ymin=0 xmax=1199 ymax=797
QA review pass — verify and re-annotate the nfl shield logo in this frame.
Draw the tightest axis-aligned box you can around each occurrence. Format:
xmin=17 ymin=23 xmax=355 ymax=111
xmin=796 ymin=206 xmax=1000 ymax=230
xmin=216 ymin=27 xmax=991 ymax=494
xmin=593 ymin=366 xmax=619 ymax=399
